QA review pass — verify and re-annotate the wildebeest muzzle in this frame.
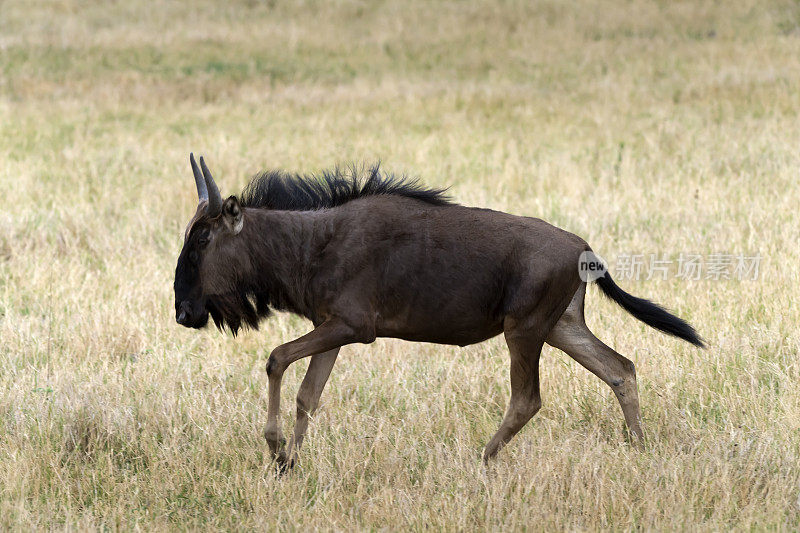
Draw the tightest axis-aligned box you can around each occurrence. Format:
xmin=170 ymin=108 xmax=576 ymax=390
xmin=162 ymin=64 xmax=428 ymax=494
xmin=176 ymin=299 xmax=209 ymax=328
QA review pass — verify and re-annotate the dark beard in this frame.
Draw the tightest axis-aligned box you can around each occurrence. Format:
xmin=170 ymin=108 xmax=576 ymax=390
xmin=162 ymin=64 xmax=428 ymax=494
xmin=206 ymin=290 xmax=272 ymax=336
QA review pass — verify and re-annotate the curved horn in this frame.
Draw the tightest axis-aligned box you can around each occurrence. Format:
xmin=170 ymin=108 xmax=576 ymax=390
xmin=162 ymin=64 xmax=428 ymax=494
xmin=190 ymin=153 xmax=208 ymax=202
xmin=199 ymin=156 xmax=222 ymax=217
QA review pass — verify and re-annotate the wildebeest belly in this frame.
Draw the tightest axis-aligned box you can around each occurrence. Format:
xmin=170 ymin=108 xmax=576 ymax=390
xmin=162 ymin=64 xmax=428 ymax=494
xmin=373 ymin=262 xmax=509 ymax=346
xmin=375 ymin=315 xmax=505 ymax=346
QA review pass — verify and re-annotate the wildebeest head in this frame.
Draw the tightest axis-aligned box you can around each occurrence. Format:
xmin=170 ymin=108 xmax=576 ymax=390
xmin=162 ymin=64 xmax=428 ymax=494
xmin=174 ymin=154 xmax=245 ymax=330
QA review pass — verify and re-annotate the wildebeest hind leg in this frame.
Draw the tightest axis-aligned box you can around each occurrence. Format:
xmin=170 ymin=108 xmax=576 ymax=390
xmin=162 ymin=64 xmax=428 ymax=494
xmin=546 ymin=283 xmax=644 ymax=442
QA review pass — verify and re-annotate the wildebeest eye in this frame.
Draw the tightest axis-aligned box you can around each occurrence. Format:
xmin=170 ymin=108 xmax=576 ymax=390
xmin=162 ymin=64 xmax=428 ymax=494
xmin=198 ymin=237 xmax=209 ymax=247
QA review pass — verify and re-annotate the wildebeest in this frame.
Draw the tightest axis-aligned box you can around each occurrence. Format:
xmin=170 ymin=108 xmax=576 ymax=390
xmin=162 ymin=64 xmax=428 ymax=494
xmin=174 ymin=154 xmax=703 ymax=468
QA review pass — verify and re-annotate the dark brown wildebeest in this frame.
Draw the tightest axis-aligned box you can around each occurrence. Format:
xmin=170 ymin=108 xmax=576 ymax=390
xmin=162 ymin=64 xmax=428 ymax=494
xmin=174 ymin=154 xmax=703 ymax=468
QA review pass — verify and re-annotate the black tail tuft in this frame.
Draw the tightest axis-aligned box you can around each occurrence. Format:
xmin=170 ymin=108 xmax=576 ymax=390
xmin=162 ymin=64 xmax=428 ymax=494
xmin=595 ymin=272 xmax=705 ymax=348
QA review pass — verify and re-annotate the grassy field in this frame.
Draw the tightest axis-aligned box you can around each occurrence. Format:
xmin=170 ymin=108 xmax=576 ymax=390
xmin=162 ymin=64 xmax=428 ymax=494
xmin=2 ymin=0 xmax=800 ymax=529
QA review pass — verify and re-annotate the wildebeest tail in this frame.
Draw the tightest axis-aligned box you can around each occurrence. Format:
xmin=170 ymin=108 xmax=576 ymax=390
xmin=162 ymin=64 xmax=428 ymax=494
xmin=595 ymin=271 xmax=705 ymax=347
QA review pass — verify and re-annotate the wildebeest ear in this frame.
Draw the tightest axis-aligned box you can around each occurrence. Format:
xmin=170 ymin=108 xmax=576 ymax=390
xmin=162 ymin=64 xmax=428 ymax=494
xmin=222 ymin=196 xmax=243 ymax=235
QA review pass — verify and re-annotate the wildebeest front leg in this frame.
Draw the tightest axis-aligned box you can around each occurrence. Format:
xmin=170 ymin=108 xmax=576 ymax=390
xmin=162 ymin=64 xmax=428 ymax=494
xmin=264 ymin=319 xmax=358 ymax=466
xmin=265 ymin=372 xmax=286 ymax=461
xmin=283 ymin=347 xmax=340 ymax=467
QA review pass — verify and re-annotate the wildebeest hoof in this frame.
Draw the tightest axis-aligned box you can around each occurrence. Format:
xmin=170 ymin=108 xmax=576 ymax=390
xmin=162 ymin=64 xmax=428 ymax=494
xmin=265 ymin=432 xmax=286 ymax=454
xmin=274 ymin=450 xmax=296 ymax=474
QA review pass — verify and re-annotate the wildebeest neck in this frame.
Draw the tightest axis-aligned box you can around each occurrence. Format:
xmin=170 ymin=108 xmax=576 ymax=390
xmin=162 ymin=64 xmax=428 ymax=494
xmin=210 ymin=208 xmax=327 ymax=328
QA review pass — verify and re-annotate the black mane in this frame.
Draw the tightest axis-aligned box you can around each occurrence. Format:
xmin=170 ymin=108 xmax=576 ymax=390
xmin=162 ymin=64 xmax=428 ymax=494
xmin=239 ymin=163 xmax=452 ymax=211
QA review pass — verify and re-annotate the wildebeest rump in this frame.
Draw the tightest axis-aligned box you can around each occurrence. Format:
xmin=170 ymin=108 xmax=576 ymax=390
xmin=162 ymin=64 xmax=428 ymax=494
xmin=174 ymin=154 xmax=703 ymax=468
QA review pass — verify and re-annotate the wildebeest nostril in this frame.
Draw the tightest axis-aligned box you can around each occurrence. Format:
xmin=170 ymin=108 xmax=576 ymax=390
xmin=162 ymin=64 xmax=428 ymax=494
xmin=177 ymin=301 xmax=193 ymax=325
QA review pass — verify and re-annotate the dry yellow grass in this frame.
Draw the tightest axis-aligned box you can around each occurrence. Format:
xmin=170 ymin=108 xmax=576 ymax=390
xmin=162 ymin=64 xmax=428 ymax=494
xmin=1 ymin=0 xmax=799 ymax=529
